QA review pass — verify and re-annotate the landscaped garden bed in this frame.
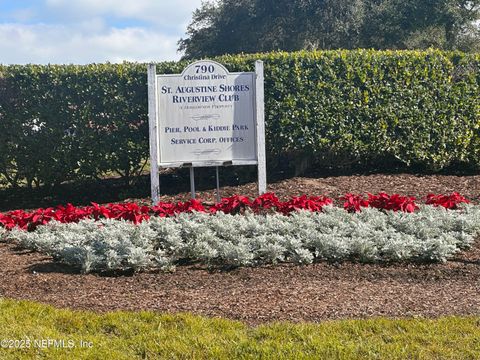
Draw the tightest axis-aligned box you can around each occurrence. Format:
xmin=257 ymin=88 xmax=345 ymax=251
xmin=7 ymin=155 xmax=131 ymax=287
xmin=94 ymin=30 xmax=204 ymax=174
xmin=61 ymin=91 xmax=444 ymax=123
xmin=0 ymin=175 xmax=479 ymax=327
xmin=0 ymin=191 xmax=477 ymax=273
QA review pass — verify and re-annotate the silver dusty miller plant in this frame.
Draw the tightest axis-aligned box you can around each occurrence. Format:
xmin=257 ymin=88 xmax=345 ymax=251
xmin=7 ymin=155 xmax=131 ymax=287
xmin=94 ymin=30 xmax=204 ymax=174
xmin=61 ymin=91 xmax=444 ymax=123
xmin=6 ymin=205 xmax=480 ymax=273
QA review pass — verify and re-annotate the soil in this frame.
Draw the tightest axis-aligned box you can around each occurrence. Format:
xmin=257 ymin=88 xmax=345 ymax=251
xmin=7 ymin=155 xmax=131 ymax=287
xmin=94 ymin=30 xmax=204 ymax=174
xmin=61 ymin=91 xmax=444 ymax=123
xmin=2 ymin=172 xmax=480 ymax=211
xmin=1 ymin=174 xmax=480 ymax=325
xmin=186 ymin=173 xmax=480 ymax=204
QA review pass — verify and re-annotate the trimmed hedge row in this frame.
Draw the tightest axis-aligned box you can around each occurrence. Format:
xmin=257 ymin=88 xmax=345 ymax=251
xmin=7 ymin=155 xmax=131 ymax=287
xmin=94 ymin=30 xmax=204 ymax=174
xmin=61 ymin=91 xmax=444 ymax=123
xmin=0 ymin=50 xmax=479 ymax=187
xmin=222 ymin=50 xmax=480 ymax=173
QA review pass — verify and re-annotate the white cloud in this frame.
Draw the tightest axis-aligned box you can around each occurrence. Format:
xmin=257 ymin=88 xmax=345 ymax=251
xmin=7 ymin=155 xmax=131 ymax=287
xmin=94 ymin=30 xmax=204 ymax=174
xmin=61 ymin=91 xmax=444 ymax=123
xmin=0 ymin=23 xmax=180 ymax=64
xmin=45 ymin=0 xmax=203 ymax=31
xmin=0 ymin=0 xmax=206 ymax=64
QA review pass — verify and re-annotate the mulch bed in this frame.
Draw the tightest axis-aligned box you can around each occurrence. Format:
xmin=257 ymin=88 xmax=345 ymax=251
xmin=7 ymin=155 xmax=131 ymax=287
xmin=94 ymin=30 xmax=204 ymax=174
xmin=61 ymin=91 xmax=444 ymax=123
xmin=150 ymin=173 xmax=480 ymax=204
xmin=1 ymin=174 xmax=480 ymax=325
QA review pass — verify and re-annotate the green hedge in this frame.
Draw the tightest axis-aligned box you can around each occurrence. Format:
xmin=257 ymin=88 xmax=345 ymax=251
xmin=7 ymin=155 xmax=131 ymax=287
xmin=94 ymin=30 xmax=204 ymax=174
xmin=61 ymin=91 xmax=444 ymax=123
xmin=219 ymin=50 xmax=480 ymax=173
xmin=0 ymin=50 xmax=479 ymax=187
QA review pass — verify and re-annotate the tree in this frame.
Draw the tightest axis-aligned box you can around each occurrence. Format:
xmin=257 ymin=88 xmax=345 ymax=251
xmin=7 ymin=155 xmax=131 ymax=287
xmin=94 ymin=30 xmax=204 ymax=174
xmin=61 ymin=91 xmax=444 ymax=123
xmin=178 ymin=0 xmax=367 ymax=59
xmin=178 ymin=0 xmax=480 ymax=58
xmin=361 ymin=0 xmax=480 ymax=50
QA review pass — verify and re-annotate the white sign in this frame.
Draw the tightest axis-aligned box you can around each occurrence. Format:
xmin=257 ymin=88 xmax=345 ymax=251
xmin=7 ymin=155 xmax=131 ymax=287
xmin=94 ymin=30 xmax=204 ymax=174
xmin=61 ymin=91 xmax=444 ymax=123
xmin=148 ymin=60 xmax=266 ymax=204
xmin=157 ymin=61 xmax=256 ymax=166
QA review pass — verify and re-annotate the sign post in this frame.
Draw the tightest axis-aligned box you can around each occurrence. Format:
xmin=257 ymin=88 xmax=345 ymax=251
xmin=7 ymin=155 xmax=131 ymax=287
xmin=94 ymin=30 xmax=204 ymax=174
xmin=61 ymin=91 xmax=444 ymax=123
xmin=148 ymin=60 xmax=266 ymax=204
xmin=147 ymin=64 xmax=160 ymax=204
xmin=255 ymin=60 xmax=266 ymax=194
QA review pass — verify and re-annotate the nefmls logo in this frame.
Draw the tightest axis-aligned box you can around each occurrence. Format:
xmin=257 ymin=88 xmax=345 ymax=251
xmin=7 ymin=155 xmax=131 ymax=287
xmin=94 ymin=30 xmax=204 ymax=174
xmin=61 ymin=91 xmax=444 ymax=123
xmin=34 ymin=339 xmax=75 ymax=348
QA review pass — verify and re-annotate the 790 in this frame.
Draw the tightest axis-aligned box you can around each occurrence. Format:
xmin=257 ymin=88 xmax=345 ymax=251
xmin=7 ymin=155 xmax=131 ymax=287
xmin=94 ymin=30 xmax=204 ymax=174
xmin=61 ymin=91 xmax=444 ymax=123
xmin=195 ymin=64 xmax=215 ymax=74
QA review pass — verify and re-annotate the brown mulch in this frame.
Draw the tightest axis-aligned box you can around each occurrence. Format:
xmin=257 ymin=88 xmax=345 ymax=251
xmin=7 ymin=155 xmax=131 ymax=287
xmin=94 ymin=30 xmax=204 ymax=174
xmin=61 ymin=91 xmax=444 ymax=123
xmin=154 ymin=173 xmax=480 ymax=204
xmin=1 ymin=174 xmax=480 ymax=325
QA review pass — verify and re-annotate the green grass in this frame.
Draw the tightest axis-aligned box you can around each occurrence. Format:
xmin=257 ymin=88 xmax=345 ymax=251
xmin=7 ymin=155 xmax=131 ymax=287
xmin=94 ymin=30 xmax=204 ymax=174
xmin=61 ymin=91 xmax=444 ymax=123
xmin=0 ymin=298 xmax=479 ymax=359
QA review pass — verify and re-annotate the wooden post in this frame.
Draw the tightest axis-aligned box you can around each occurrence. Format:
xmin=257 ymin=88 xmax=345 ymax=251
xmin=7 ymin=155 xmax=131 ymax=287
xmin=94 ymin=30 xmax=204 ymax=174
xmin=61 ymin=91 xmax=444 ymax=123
xmin=255 ymin=60 xmax=267 ymax=194
xmin=148 ymin=64 xmax=160 ymax=205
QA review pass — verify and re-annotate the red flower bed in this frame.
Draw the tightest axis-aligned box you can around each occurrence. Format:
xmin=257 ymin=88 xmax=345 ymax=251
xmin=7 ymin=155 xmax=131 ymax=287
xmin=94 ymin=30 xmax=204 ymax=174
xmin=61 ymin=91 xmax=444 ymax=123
xmin=340 ymin=194 xmax=370 ymax=213
xmin=367 ymin=193 xmax=418 ymax=213
xmin=210 ymin=195 xmax=252 ymax=215
xmin=0 ymin=192 xmax=469 ymax=231
xmin=425 ymin=192 xmax=470 ymax=209
xmin=340 ymin=193 xmax=417 ymax=213
xmin=277 ymin=195 xmax=333 ymax=215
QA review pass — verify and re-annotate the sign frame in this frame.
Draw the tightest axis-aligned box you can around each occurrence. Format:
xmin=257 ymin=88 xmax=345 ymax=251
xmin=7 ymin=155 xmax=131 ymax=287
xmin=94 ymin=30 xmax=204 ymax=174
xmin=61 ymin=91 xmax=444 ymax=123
xmin=147 ymin=60 xmax=266 ymax=204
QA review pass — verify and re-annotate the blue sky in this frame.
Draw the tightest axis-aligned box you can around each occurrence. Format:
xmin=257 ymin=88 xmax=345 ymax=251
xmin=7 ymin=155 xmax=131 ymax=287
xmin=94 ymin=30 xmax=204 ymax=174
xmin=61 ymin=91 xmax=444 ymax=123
xmin=0 ymin=0 xmax=203 ymax=64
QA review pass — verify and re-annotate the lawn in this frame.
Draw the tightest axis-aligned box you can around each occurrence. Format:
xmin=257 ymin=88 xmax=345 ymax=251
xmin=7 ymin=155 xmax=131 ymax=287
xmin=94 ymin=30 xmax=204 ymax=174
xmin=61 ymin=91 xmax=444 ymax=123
xmin=0 ymin=298 xmax=479 ymax=359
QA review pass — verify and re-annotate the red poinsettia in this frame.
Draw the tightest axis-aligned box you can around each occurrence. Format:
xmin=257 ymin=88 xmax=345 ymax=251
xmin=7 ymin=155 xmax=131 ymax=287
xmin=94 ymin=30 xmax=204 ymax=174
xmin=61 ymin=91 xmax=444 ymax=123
xmin=367 ymin=193 xmax=418 ymax=213
xmin=210 ymin=195 xmax=252 ymax=214
xmin=150 ymin=202 xmax=175 ymax=217
xmin=0 ymin=192 xmax=469 ymax=231
xmin=278 ymin=195 xmax=333 ymax=215
xmin=251 ymin=192 xmax=281 ymax=213
xmin=340 ymin=193 xmax=370 ymax=212
xmin=90 ymin=202 xmax=112 ymax=220
xmin=425 ymin=192 xmax=470 ymax=209
xmin=174 ymin=199 xmax=206 ymax=214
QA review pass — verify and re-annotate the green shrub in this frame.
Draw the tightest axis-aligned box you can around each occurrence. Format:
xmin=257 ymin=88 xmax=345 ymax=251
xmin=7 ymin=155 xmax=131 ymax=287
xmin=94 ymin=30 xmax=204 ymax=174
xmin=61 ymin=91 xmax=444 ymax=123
xmin=0 ymin=64 xmax=151 ymax=187
xmin=0 ymin=50 xmax=478 ymax=187
xmin=219 ymin=50 xmax=480 ymax=172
